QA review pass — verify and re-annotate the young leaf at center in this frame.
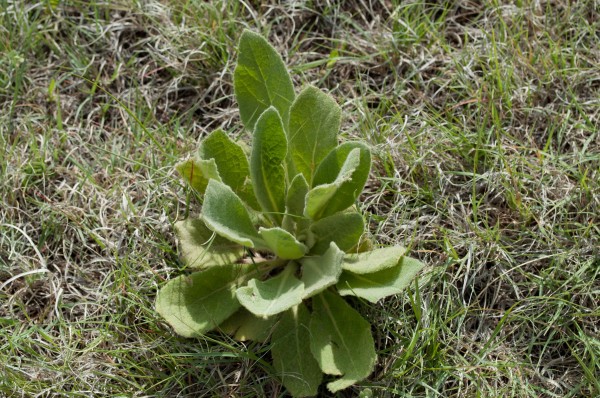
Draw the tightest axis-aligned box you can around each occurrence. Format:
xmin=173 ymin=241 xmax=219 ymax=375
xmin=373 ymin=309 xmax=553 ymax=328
xmin=304 ymin=147 xmax=361 ymax=220
xmin=282 ymin=173 xmax=310 ymax=235
xmin=310 ymin=142 xmax=372 ymax=218
xmin=259 ymin=227 xmax=307 ymax=260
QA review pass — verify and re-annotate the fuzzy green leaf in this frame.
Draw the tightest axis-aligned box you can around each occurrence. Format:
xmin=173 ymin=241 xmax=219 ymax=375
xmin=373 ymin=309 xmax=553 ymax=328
xmin=236 ymin=264 xmax=304 ymax=318
xmin=308 ymin=211 xmax=364 ymax=255
xmin=342 ymin=246 xmax=407 ymax=274
xmin=201 ymin=179 xmax=264 ymax=248
xmin=234 ymin=30 xmax=295 ymax=131
xmin=337 ymin=256 xmax=425 ymax=303
xmin=286 ymin=173 xmax=309 ymax=217
xmin=304 ymin=147 xmax=361 ymax=220
xmin=312 ymin=142 xmax=369 ymax=186
xmin=301 ymin=242 xmax=344 ymax=299
xmin=174 ymin=219 xmax=244 ymax=269
xmin=283 ymin=173 xmax=310 ymax=235
xmin=250 ymin=107 xmax=287 ymax=222
xmin=155 ymin=265 xmax=245 ymax=337
xmin=219 ymin=308 xmax=278 ymax=342
xmin=311 ymin=142 xmax=371 ymax=216
xmin=259 ymin=227 xmax=307 ymax=260
xmin=288 ymin=86 xmax=341 ymax=183
xmin=198 ymin=129 xmax=258 ymax=209
xmin=175 ymin=157 xmax=221 ymax=195
xmin=309 ymin=290 xmax=376 ymax=392
xmin=272 ymin=304 xmax=322 ymax=397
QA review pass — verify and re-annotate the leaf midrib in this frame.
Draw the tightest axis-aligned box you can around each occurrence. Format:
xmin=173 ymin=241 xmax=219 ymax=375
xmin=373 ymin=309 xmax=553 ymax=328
xmin=248 ymin=42 xmax=273 ymax=106
xmin=319 ymin=294 xmax=359 ymax=377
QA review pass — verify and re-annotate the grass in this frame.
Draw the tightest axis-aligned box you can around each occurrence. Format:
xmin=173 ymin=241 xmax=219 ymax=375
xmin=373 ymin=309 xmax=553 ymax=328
xmin=1 ymin=0 xmax=598 ymax=396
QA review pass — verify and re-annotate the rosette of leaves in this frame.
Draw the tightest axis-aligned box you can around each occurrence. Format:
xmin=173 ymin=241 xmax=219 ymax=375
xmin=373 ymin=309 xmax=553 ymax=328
xmin=156 ymin=30 xmax=425 ymax=397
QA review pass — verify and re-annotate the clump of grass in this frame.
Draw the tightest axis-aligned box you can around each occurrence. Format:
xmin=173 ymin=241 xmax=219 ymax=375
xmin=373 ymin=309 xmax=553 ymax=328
xmin=1 ymin=1 xmax=598 ymax=397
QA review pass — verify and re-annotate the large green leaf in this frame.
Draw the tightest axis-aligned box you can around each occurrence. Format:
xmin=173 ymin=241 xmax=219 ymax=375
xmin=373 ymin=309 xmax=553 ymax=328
xmin=308 ymin=211 xmax=364 ymax=255
xmin=310 ymin=142 xmax=371 ymax=217
xmin=309 ymin=290 xmax=376 ymax=392
xmin=301 ymin=242 xmax=344 ymax=299
xmin=175 ymin=157 xmax=221 ymax=195
xmin=174 ymin=219 xmax=244 ymax=269
xmin=283 ymin=173 xmax=310 ymax=235
xmin=288 ymin=86 xmax=341 ymax=183
xmin=250 ymin=107 xmax=287 ymax=223
xmin=304 ymin=147 xmax=361 ymax=220
xmin=198 ymin=129 xmax=258 ymax=209
xmin=342 ymin=246 xmax=407 ymax=274
xmin=201 ymin=179 xmax=264 ymax=248
xmin=234 ymin=30 xmax=295 ymax=131
xmin=155 ymin=265 xmax=245 ymax=337
xmin=259 ymin=227 xmax=307 ymax=260
xmin=337 ymin=256 xmax=425 ymax=303
xmin=271 ymin=304 xmax=322 ymax=397
xmin=236 ymin=264 xmax=304 ymax=318
xmin=219 ymin=308 xmax=278 ymax=342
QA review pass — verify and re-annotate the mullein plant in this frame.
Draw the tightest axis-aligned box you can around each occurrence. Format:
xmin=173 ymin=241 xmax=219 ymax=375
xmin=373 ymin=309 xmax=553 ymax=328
xmin=156 ymin=30 xmax=425 ymax=397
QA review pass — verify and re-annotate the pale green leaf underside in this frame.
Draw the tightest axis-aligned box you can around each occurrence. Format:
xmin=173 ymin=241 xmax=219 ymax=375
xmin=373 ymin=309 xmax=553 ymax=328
xmin=308 ymin=211 xmax=364 ymax=255
xmin=174 ymin=219 xmax=243 ymax=269
xmin=305 ymin=147 xmax=361 ymax=220
xmin=234 ymin=29 xmax=295 ymax=131
xmin=311 ymin=142 xmax=372 ymax=217
xmin=337 ymin=256 xmax=425 ymax=303
xmin=288 ymin=86 xmax=341 ymax=183
xmin=271 ymin=304 xmax=322 ymax=397
xmin=175 ymin=157 xmax=221 ymax=195
xmin=155 ymin=265 xmax=244 ymax=337
xmin=219 ymin=307 xmax=278 ymax=342
xmin=250 ymin=107 xmax=287 ymax=222
xmin=201 ymin=179 xmax=264 ymax=248
xmin=300 ymin=242 xmax=344 ymax=299
xmin=259 ymin=227 xmax=307 ymax=260
xmin=342 ymin=246 xmax=407 ymax=274
xmin=309 ymin=290 xmax=376 ymax=392
xmin=198 ymin=129 xmax=258 ymax=209
xmin=236 ymin=264 xmax=304 ymax=318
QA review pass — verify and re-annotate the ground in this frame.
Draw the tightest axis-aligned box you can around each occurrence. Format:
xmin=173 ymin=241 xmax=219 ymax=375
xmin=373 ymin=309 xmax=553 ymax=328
xmin=0 ymin=1 xmax=598 ymax=397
